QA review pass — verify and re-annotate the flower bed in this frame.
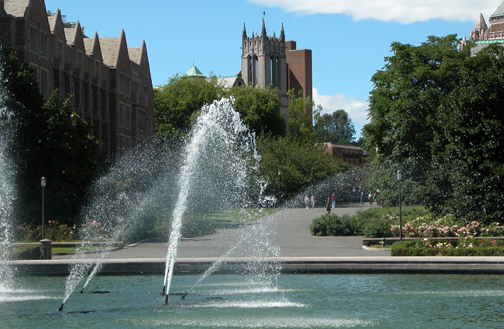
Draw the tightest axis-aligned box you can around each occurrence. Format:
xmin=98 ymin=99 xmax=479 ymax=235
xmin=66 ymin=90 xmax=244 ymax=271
xmin=391 ymin=238 xmax=504 ymax=256
xmin=391 ymin=221 xmax=504 ymax=238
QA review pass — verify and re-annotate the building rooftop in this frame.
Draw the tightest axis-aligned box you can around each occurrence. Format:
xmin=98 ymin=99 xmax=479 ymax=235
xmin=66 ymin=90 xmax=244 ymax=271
xmin=492 ymin=1 xmax=504 ymax=17
xmin=184 ymin=65 xmax=205 ymax=78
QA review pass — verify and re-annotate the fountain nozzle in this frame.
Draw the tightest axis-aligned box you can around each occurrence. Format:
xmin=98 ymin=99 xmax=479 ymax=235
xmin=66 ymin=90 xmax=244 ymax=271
xmin=59 ymin=303 xmax=64 ymax=312
xmin=161 ymin=286 xmax=166 ymax=296
xmin=181 ymin=293 xmax=188 ymax=300
xmin=80 ymin=288 xmax=84 ymax=294
xmin=164 ymin=294 xmax=169 ymax=305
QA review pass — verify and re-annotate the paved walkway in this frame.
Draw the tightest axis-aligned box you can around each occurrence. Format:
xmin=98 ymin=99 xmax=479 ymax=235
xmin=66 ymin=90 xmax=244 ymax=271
xmin=54 ymin=204 xmax=389 ymax=260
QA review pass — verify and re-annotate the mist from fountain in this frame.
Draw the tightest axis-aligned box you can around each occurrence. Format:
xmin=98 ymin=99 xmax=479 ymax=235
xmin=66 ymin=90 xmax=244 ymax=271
xmin=0 ymin=56 xmax=17 ymax=294
xmin=162 ymin=97 xmax=266 ymax=302
xmin=60 ymin=146 xmax=171 ymax=310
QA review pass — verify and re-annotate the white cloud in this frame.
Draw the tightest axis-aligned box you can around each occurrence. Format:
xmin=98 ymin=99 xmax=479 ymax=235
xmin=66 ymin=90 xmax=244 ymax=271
xmin=248 ymin=0 xmax=499 ymax=24
xmin=312 ymin=88 xmax=369 ymax=135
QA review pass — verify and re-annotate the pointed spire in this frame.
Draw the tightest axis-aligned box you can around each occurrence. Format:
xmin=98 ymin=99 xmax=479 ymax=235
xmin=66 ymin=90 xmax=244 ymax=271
xmin=261 ymin=18 xmax=266 ymax=37
xmin=280 ymin=23 xmax=285 ymax=42
xmin=475 ymin=13 xmax=488 ymax=33
xmin=243 ymin=23 xmax=247 ymax=38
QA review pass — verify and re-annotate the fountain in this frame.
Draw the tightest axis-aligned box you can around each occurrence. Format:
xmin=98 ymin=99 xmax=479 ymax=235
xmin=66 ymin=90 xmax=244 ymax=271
xmin=58 ymin=97 xmax=278 ymax=310
xmin=161 ymin=97 xmax=268 ymax=302
xmin=0 ymin=56 xmax=17 ymax=296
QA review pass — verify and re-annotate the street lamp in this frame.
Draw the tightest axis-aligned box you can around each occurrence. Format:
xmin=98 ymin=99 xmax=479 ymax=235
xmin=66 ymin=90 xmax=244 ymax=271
xmin=277 ymin=170 xmax=282 ymax=202
xmin=41 ymin=177 xmax=46 ymax=240
xmin=397 ymin=170 xmax=402 ymax=241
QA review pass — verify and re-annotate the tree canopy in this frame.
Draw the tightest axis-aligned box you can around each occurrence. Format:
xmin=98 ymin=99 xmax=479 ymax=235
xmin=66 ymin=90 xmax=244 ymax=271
xmin=362 ymin=35 xmax=504 ymax=224
xmin=154 ymin=75 xmax=286 ymax=141
xmin=313 ymin=109 xmax=356 ymax=144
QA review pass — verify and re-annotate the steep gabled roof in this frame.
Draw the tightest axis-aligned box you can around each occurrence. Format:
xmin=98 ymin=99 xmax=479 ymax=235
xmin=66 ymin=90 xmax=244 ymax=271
xmin=100 ymin=36 xmax=120 ymax=67
xmin=64 ymin=20 xmax=81 ymax=46
xmin=83 ymin=31 xmax=103 ymax=60
xmin=100 ymin=29 xmax=128 ymax=68
xmin=491 ymin=1 xmax=504 ymax=17
xmin=3 ymin=0 xmax=31 ymax=17
xmin=128 ymin=47 xmax=142 ymax=64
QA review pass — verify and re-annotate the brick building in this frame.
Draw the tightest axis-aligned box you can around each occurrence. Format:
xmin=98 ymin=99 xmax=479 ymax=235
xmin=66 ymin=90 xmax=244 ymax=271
xmin=323 ymin=143 xmax=365 ymax=166
xmin=0 ymin=0 xmax=154 ymax=160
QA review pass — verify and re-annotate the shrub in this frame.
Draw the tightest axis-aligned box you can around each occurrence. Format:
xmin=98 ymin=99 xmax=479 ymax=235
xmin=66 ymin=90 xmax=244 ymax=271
xmin=362 ymin=217 xmax=393 ymax=238
xmin=310 ymin=214 xmax=362 ymax=236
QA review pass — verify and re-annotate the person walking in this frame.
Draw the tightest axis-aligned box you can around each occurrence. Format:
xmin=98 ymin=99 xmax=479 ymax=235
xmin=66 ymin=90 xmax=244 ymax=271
xmin=310 ymin=194 xmax=315 ymax=208
xmin=304 ymin=195 xmax=310 ymax=209
xmin=331 ymin=192 xmax=336 ymax=208
xmin=326 ymin=196 xmax=332 ymax=214
xmin=368 ymin=193 xmax=373 ymax=205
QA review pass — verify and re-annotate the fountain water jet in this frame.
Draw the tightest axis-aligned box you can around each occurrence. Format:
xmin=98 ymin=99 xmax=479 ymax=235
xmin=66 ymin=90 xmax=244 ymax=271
xmin=162 ymin=97 xmax=265 ymax=303
xmin=0 ymin=54 xmax=18 ymax=296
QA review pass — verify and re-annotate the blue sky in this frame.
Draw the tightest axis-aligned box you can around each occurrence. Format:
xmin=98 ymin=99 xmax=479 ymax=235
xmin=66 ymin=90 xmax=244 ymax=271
xmin=43 ymin=0 xmax=503 ymax=137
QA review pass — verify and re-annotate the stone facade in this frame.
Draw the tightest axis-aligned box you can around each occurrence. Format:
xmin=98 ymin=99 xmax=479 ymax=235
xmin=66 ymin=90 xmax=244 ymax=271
xmin=0 ymin=0 xmax=154 ymax=160
xmin=241 ymin=20 xmax=312 ymax=120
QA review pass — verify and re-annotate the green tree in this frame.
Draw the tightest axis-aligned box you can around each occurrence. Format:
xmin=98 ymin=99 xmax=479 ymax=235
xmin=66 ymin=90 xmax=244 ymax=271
xmin=1 ymin=48 xmax=104 ymax=227
xmin=226 ymin=85 xmax=286 ymax=137
xmin=287 ymin=89 xmax=318 ymax=142
xmin=154 ymin=75 xmax=286 ymax=140
xmin=363 ymin=35 xmax=463 ymax=162
xmin=313 ymin=109 xmax=356 ymax=144
xmin=153 ymin=74 xmax=225 ymax=140
xmin=430 ymin=44 xmax=504 ymax=223
xmin=258 ymin=135 xmax=350 ymax=201
xmin=362 ymin=35 xmax=504 ymax=224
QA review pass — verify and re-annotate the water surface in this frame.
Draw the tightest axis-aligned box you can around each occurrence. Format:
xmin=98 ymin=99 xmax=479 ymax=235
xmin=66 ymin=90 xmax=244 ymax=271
xmin=0 ymin=274 xmax=502 ymax=328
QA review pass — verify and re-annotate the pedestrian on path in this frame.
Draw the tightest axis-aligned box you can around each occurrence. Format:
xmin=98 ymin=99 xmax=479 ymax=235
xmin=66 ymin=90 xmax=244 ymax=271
xmin=331 ymin=192 xmax=336 ymax=208
xmin=304 ymin=195 xmax=310 ymax=209
xmin=326 ymin=196 xmax=332 ymax=214
xmin=310 ymin=194 xmax=315 ymax=208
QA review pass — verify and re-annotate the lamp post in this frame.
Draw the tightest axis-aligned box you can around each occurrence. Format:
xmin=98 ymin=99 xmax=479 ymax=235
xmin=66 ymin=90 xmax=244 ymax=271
xmin=397 ymin=170 xmax=402 ymax=241
xmin=41 ymin=177 xmax=46 ymax=240
xmin=277 ymin=170 xmax=282 ymax=203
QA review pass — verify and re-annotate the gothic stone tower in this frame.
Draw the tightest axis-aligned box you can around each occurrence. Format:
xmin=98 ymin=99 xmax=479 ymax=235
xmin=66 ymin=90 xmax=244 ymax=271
xmin=241 ymin=20 xmax=289 ymax=118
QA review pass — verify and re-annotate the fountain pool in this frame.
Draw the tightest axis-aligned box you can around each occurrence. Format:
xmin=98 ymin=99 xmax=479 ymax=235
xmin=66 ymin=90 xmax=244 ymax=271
xmin=1 ymin=273 xmax=503 ymax=328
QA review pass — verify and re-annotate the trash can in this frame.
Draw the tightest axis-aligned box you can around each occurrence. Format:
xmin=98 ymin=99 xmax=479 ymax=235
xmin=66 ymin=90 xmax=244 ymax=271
xmin=40 ymin=239 xmax=52 ymax=259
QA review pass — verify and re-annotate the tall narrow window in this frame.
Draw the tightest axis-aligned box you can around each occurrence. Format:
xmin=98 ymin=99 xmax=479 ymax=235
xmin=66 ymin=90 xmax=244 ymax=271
xmin=95 ymin=61 xmax=100 ymax=79
xmin=275 ymin=57 xmax=280 ymax=88
xmin=77 ymin=51 xmax=83 ymax=70
xmin=39 ymin=33 xmax=48 ymax=57
xmin=248 ymin=56 xmax=253 ymax=85
xmin=125 ymin=105 xmax=131 ymax=130
xmin=29 ymin=28 xmax=37 ymax=53
xmin=40 ymin=69 xmax=48 ymax=99
xmin=57 ymin=41 xmax=64 ymax=61
xmin=138 ymin=110 xmax=147 ymax=132
xmin=253 ymin=55 xmax=258 ymax=86
xmin=119 ymin=102 xmax=125 ymax=127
